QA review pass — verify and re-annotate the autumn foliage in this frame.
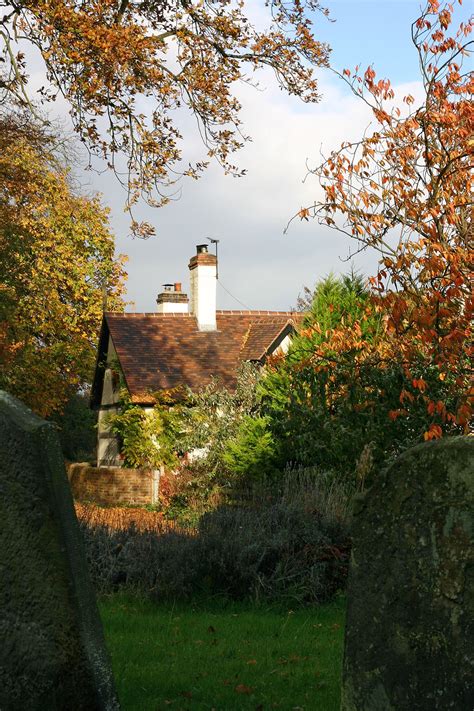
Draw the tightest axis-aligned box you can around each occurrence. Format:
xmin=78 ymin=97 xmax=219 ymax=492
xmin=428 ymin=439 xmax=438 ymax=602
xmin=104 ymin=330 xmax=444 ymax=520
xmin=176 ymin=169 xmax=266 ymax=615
xmin=0 ymin=1 xmax=330 ymax=232
xmin=298 ymin=0 xmax=473 ymax=439
xmin=0 ymin=114 xmax=126 ymax=416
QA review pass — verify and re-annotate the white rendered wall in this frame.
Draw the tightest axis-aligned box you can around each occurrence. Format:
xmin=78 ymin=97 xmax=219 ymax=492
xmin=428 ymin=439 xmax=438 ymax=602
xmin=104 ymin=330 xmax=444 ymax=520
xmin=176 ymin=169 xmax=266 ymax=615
xmin=156 ymin=300 xmax=189 ymax=314
xmin=101 ymin=367 xmax=120 ymax=406
xmin=97 ymin=407 xmax=121 ymax=466
xmin=272 ymin=333 xmax=292 ymax=356
xmin=189 ymin=264 xmax=217 ymax=331
xmin=97 ymin=337 xmax=121 ymax=466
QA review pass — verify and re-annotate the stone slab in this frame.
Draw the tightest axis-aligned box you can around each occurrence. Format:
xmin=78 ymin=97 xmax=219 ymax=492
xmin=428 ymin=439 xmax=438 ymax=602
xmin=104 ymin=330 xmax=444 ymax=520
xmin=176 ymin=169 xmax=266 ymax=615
xmin=0 ymin=391 xmax=119 ymax=710
xmin=341 ymin=436 xmax=474 ymax=710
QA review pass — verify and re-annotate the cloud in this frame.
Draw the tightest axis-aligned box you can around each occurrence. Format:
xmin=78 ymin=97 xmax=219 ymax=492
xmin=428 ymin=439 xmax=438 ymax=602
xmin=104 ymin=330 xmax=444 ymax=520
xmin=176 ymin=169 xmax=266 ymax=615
xmin=15 ymin=39 xmax=423 ymax=312
xmin=106 ymin=74 xmax=423 ymax=312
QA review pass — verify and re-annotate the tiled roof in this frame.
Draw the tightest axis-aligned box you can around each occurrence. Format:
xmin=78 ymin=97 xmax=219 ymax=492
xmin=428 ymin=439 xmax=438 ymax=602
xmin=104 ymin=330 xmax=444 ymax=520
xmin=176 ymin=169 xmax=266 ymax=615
xmin=92 ymin=311 xmax=304 ymax=406
xmin=240 ymin=320 xmax=294 ymax=361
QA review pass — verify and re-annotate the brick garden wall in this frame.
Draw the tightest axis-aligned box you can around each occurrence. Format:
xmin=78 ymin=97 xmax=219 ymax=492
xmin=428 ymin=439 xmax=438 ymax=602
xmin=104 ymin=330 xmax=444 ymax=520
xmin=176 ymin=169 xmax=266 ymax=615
xmin=69 ymin=464 xmax=160 ymax=507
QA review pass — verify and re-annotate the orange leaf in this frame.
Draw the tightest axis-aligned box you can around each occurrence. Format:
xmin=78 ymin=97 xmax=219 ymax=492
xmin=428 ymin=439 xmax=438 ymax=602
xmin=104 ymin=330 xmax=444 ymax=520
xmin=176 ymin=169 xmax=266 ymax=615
xmin=424 ymin=424 xmax=443 ymax=440
xmin=235 ymin=684 xmax=254 ymax=694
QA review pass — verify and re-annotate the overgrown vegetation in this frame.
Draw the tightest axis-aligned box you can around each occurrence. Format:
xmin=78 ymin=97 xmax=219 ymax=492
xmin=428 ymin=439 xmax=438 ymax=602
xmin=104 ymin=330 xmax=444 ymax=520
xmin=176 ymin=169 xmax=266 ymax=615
xmin=107 ymin=390 xmax=181 ymax=470
xmin=250 ymin=273 xmax=467 ymax=483
xmin=100 ymin=594 xmax=346 ymax=710
xmin=106 ymin=362 xmax=265 ymax=518
xmin=79 ymin=470 xmax=351 ymax=607
xmin=107 ymin=272 xmax=467 ymax=510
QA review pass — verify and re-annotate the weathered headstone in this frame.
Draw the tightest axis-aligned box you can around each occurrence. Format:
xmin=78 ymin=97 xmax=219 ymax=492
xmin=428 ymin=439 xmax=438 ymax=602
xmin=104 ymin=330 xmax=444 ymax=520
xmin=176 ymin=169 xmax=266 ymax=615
xmin=0 ymin=392 xmax=119 ymax=710
xmin=341 ymin=437 xmax=474 ymax=710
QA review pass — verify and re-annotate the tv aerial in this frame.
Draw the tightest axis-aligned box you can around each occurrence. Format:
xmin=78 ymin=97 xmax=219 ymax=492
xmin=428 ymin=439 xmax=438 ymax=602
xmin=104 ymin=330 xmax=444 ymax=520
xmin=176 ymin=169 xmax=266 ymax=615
xmin=206 ymin=237 xmax=220 ymax=278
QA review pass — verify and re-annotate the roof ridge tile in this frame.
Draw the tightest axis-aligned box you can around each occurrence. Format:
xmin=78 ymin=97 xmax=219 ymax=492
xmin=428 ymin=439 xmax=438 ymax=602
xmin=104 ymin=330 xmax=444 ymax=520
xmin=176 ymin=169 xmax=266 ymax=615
xmin=106 ymin=310 xmax=302 ymax=318
xmin=105 ymin=311 xmax=193 ymax=318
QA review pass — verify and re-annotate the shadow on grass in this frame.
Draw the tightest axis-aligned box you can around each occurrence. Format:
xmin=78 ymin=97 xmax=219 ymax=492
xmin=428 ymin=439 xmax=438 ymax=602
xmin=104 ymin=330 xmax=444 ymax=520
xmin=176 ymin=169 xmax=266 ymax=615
xmin=100 ymin=593 xmax=346 ymax=711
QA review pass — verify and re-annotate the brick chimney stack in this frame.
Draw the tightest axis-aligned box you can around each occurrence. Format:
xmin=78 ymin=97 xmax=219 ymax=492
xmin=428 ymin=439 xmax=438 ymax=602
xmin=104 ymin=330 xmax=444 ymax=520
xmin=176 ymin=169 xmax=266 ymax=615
xmin=156 ymin=282 xmax=189 ymax=313
xmin=188 ymin=244 xmax=217 ymax=331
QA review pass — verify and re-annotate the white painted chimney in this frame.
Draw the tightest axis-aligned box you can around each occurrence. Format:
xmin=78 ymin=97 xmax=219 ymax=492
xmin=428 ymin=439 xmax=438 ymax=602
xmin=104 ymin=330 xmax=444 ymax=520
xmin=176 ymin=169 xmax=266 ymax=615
xmin=188 ymin=244 xmax=217 ymax=331
xmin=156 ymin=282 xmax=189 ymax=313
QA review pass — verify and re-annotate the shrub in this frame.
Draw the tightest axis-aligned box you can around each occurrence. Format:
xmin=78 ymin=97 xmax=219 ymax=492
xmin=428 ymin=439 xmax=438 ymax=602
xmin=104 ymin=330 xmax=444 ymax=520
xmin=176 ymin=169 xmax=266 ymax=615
xmin=194 ymin=499 xmax=350 ymax=604
xmin=50 ymin=392 xmax=97 ymax=463
xmin=246 ymin=273 xmax=467 ymax=483
xmin=78 ymin=470 xmax=352 ymax=605
xmin=223 ymin=415 xmax=279 ymax=481
xmin=175 ymin=362 xmax=264 ymax=487
xmin=107 ymin=393 xmax=180 ymax=469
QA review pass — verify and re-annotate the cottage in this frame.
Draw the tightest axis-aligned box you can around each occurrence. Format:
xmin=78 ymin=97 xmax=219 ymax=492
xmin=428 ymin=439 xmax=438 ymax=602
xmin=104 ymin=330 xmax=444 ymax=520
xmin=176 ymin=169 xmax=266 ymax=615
xmin=91 ymin=245 xmax=303 ymax=466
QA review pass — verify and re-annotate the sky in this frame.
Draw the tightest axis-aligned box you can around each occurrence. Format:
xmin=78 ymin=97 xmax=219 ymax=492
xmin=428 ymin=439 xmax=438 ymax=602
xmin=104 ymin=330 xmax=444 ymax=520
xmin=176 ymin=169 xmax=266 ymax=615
xmin=25 ymin=1 xmax=470 ymax=312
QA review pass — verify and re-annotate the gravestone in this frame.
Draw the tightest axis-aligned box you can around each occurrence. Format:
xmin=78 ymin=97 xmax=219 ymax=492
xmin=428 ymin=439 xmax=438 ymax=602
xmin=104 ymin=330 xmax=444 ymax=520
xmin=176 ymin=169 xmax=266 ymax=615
xmin=341 ymin=437 xmax=474 ymax=710
xmin=0 ymin=392 xmax=119 ymax=710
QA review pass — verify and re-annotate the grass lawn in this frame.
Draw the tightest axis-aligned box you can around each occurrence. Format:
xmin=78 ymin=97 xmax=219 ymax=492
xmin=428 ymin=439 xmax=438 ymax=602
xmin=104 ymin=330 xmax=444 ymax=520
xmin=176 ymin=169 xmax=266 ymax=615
xmin=99 ymin=594 xmax=346 ymax=711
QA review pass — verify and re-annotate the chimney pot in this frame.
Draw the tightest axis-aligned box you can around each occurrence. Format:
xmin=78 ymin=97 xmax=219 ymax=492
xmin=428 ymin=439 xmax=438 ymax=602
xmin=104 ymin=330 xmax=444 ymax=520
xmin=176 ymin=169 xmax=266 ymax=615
xmin=157 ymin=282 xmax=189 ymax=313
xmin=196 ymin=244 xmax=208 ymax=254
